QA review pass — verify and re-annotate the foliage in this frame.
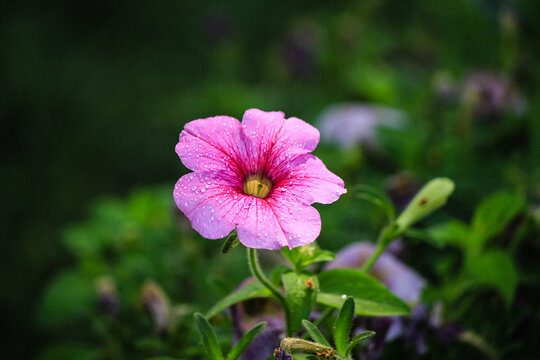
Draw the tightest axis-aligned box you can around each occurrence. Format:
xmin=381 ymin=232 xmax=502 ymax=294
xmin=3 ymin=0 xmax=540 ymax=359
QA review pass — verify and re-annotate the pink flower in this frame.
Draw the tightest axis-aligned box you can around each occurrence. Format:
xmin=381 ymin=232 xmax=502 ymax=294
xmin=173 ymin=109 xmax=346 ymax=250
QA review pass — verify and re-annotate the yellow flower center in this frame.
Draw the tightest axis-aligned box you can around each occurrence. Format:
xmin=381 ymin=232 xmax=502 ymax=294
xmin=244 ymin=175 xmax=272 ymax=198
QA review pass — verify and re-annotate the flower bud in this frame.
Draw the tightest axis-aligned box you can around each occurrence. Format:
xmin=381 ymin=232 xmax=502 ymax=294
xmin=396 ymin=178 xmax=454 ymax=231
xmin=94 ymin=276 xmax=119 ymax=317
xmin=141 ymin=281 xmax=171 ymax=333
xmin=280 ymin=338 xmax=335 ymax=358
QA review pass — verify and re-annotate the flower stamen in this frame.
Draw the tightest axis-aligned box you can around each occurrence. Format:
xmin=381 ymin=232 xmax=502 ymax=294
xmin=244 ymin=175 xmax=272 ymax=198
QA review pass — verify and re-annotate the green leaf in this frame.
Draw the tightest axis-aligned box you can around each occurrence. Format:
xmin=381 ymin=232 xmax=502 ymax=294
xmin=302 ymin=319 xmax=330 ymax=347
xmin=354 ymin=184 xmax=395 ymax=221
xmin=226 ymin=322 xmax=267 ymax=360
xmin=271 ymin=265 xmax=291 ymax=286
xmin=282 ymin=271 xmax=319 ymax=333
xmin=221 ymin=230 xmax=240 ymax=254
xmin=471 ymin=192 xmax=525 ymax=247
xmin=206 ymin=280 xmax=271 ymax=319
xmin=346 ymin=331 xmax=376 ymax=355
xmin=145 ymin=358 xmax=180 ymax=360
xmin=464 ymin=250 xmax=519 ymax=306
xmin=194 ymin=312 xmax=223 ymax=360
xmin=281 ymin=244 xmax=335 ymax=271
xmin=334 ymin=297 xmax=355 ymax=354
xmin=426 ymin=220 xmax=471 ymax=249
xmin=36 ymin=343 xmax=101 ymax=360
xmin=135 ymin=337 xmax=166 ymax=352
xmin=317 ymin=269 xmax=410 ymax=316
xmin=299 ymin=250 xmax=335 ymax=269
xmin=396 ymin=178 xmax=455 ymax=230
xmin=403 ymin=228 xmax=445 ymax=248
xmin=38 ymin=271 xmax=94 ymax=327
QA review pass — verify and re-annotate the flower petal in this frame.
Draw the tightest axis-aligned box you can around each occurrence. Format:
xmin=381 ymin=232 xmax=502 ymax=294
xmin=240 ymin=109 xmax=321 ymax=178
xmin=266 ymin=116 xmax=320 ymax=179
xmin=175 ymin=116 xmax=248 ymax=175
xmin=240 ymin=109 xmax=286 ymax=174
xmin=266 ymin=192 xmax=322 ymax=249
xmin=273 ymin=154 xmax=346 ymax=205
xmin=236 ymin=197 xmax=288 ymax=250
xmin=235 ymin=195 xmax=321 ymax=250
xmin=173 ymin=171 xmax=247 ymax=239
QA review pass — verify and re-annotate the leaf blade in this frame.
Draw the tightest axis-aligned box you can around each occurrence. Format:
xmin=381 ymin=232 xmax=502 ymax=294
xmin=334 ymin=296 xmax=354 ymax=354
xmin=221 ymin=230 xmax=240 ymax=254
xmin=471 ymin=192 xmax=525 ymax=247
xmin=346 ymin=331 xmax=376 ymax=355
xmin=354 ymin=184 xmax=395 ymax=221
xmin=334 ymin=297 xmax=355 ymax=354
xmin=226 ymin=322 xmax=267 ymax=360
xmin=302 ymin=319 xmax=330 ymax=347
xmin=194 ymin=312 xmax=223 ymax=360
xmin=206 ymin=280 xmax=271 ymax=319
xmin=317 ymin=269 xmax=410 ymax=316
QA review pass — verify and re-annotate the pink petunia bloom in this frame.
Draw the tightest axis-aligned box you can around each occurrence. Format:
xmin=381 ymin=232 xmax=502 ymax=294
xmin=173 ymin=109 xmax=346 ymax=250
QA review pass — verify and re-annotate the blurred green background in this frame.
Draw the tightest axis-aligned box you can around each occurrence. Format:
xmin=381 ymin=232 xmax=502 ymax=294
xmin=2 ymin=0 xmax=540 ymax=359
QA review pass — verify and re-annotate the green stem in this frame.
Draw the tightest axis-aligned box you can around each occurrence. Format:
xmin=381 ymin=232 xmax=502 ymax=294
xmin=313 ymin=306 xmax=334 ymax=327
xmin=361 ymin=225 xmax=399 ymax=273
xmin=361 ymin=240 xmax=385 ymax=273
xmin=458 ymin=331 xmax=500 ymax=360
xmin=247 ymin=247 xmax=292 ymax=337
xmin=301 ymin=306 xmax=334 ymax=340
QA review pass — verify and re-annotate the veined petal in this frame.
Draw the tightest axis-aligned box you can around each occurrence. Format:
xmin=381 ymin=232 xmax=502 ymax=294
xmin=173 ymin=171 xmax=247 ymax=239
xmin=266 ymin=192 xmax=322 ymax=249
xmin=175 ymin=116 xmax=248 ymax=175
xmin=266 ymin=116 xmax=320 ymax=179
xmin=240 ymin=109 xmax=321 ymax=177
xmin=240 ymin=109 xmax=286 ymax=174
xmin=273 ymin=154 xmax=346 ymax=205
xmin=236 ymin=194 xmax=321 ymax=250
xmin=236 ymin=197 xmax=289 ymax=250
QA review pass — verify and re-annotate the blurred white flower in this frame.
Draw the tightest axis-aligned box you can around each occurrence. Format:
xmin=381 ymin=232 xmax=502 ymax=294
xmin=316 ymin=103 xmax=405 ymax=149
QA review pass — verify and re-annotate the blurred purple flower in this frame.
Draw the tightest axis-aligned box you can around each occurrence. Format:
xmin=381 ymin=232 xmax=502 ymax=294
xmin=327 ymin=243 xmax=466 ymax=358
xmin=316 ymin=103 xmax=405 ymax=149
xmin=141 ymin=281 xmax=171 ymax=334
xmin=273 ymin=348 xmax=293 ymax=360
xmin=403 ymin=304 xmax=429 ymax=354
xmin=230 ymin=278 xmax=286 ymax=360
xmin=429 ymin=301 xmax=464 ymax=344
xmin=433 ymin=71 xmax=458 ymax=104
xmin=94 ymin=276 xmax=119 ymax=317
xmin=281 ymin=22 xmax=320 ymax=79
xmin=461 ymin=71 xmax=526 ymax=118
xmin=385 ymin=173 xmax=423 ymax=211
xmin=358 ymin=317 xmax=394 ymax=360
xmin=326 ymin=242 xmax=425 ymax=305
xmin=205 ymin=10 xmax=233 ymax=43
xmin=326 ymin=242 xmax=426 ymax=357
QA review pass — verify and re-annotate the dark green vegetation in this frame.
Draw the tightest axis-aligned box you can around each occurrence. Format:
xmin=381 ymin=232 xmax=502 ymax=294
xmin=2 ymin=0 xmax=540 ymax=359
